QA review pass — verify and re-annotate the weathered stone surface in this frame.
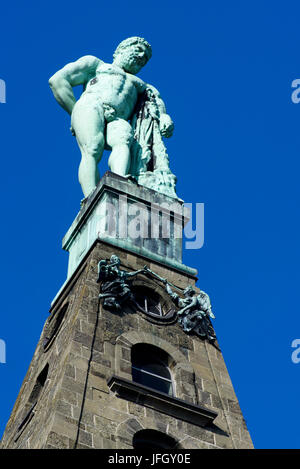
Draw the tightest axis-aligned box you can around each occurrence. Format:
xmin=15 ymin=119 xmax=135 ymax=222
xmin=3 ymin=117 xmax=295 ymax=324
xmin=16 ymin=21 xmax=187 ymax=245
xmin=78 ymin=429 xmax=93 ymax=447
xmin=46 ymin=432 xmax=70 ymax=449
xmin=184 ymin=423 xmax=215 ymax=444
xmin=0 ymin=240 xmax=253 ymax=449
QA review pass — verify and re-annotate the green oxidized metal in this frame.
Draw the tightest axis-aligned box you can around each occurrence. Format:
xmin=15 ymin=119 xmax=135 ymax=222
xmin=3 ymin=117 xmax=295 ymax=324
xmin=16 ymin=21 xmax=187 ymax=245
xmin=49 ymin=37 xmax=177 ymax=200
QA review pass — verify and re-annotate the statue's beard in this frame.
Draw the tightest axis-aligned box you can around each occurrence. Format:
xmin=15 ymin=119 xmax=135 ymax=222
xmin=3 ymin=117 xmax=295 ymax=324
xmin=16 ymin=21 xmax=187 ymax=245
xmin=122 ymin=53 xmax=144 ymax=74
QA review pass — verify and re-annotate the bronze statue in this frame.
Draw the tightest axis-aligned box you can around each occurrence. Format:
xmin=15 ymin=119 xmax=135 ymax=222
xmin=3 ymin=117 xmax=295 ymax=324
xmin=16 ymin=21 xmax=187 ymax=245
xmin=164 ymin=283 xmax=216 ymax=341
xmin=97 ymin=255 xmax=146 ymax=311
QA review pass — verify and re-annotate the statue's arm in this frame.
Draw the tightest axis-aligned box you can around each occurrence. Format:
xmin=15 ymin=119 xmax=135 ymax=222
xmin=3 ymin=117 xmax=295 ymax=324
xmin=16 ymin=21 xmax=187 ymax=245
xmin=97 ymin=259 xmax=108 ymax=283
xmin=126 ymin=268 xmax=146 ymax=278
xmin=49 ymin=55 xmax=101 ymax=115
xmin=146 ymin=84 xmax=174 ymax=138
xmin=165 ymin=283 xmax=181 ymax=305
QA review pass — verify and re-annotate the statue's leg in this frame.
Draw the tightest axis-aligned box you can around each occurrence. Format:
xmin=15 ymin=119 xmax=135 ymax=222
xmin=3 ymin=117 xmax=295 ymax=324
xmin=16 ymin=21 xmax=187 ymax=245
xmin=71 ymin=96 xmax=105 ymax=197
xmin=106 ymin=119 xmax=133 ymax=176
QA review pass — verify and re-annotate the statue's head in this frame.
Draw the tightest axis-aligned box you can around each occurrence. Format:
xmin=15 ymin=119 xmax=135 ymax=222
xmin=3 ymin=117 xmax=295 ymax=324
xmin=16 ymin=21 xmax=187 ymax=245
xmin=110 ymin=254 xmax=121 ymax=266
xmin=113 ymin=37 xmax=152 ymax=74
xmin=183 ymin=285 xmax=196 ymax=297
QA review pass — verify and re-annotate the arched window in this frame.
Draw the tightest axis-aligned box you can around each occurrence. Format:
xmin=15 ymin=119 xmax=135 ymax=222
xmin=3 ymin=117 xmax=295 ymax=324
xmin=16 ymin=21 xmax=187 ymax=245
xmin=28 ymin=364 xmax=49 ymax=405
xmin=133 ymin=287 xmax=164 ymax=316
xmin=16 ymin=364 xmax=49 ymax=435
xmin=131 ymin=344 xmax=173 ymax=396
xmin=133 ymin=429 xmax=178 ymax=449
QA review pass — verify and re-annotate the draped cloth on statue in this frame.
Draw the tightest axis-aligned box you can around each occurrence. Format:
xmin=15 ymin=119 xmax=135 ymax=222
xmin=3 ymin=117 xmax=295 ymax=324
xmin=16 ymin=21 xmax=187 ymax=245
xmin=130 ymin=88 xmax=177 ymax=199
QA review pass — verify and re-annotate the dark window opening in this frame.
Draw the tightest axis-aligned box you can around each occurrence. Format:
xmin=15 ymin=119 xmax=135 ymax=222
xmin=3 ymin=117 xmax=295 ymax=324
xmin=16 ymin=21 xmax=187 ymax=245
xmin=43 ymin=303 xmax=68 ymax=350
xmin=16 ymin=402 xmax=37 ymax=433
xmin=133 ymin=287 xmax=164 ymax=316
xmin=131 ymin=344 xmax=173 ymax=396
xmin=17 ymin=364 xmax=49 ymax=434
xmin=28 ymin=363 xmax=49 ymax=404
xmin=133 ymin=429 xmax=178 ymax=449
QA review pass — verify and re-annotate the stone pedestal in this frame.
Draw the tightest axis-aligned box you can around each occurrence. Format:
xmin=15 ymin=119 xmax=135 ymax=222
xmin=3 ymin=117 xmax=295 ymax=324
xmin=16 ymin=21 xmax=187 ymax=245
xmin=63 ymin=172 xmax=196 ymax=280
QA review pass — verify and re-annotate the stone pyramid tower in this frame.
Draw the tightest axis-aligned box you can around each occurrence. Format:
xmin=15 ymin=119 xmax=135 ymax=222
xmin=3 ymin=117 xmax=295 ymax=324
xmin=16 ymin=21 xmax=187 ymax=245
xmin=1 ymin=172 xmax=253 ymax=449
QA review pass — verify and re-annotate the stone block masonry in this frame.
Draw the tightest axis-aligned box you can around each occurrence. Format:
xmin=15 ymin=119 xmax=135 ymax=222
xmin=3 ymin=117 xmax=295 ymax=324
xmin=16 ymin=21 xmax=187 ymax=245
xmin=0 ymin=240 xmax=253 ymax=449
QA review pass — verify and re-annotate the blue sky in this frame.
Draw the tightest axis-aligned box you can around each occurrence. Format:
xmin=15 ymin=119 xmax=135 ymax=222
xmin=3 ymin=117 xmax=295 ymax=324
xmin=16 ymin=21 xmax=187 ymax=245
xmin=0 ymin=0 xmax=300 ymax=448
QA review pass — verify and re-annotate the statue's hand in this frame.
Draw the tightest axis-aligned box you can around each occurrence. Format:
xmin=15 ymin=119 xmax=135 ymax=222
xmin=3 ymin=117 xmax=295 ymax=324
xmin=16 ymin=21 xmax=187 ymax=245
xmin=103 ymin=103 xmax=116 ymax=122
xmin=159 ymin=114 xmax=174 ymax=138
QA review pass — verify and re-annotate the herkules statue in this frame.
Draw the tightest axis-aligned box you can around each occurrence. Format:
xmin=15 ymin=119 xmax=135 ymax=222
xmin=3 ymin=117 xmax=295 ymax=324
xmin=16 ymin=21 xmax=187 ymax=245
xmin=49 ymin=37 xmax=176 ymax=200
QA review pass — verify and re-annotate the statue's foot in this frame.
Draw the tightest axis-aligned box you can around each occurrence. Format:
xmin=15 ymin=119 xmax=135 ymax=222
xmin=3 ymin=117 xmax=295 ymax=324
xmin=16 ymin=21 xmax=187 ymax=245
xmin=80 ymin=186 xmax=98 ymax=208
xmin=124 ymin=174 xmax=138 ymax=184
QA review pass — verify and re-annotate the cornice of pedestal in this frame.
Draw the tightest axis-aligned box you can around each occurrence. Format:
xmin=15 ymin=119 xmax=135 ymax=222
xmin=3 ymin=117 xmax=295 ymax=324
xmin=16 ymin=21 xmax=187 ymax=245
xmin=61 ymin=172 xmax=195 ymax=283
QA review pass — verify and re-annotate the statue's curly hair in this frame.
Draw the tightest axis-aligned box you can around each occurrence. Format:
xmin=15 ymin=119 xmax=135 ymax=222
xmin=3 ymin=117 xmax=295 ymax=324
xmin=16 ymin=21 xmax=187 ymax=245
xmin=113 ymin=37 xmax=152 ymax=61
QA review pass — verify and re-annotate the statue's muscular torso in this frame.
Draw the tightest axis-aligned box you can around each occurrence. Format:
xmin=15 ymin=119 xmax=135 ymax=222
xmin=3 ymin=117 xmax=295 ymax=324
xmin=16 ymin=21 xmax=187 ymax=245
xmin=82 ymin=62 xmax=146 ymax=120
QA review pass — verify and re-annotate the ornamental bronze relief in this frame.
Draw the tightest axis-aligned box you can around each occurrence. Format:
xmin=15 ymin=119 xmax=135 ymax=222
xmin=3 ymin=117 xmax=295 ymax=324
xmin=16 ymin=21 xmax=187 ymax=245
xmin=97 ymin=255 xmax=215 ymax=341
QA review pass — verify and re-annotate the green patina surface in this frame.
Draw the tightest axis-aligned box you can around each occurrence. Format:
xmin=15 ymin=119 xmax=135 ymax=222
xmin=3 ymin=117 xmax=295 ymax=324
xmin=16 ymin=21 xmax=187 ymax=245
xmin=49 ymin=37 xmax=177 ymax=199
